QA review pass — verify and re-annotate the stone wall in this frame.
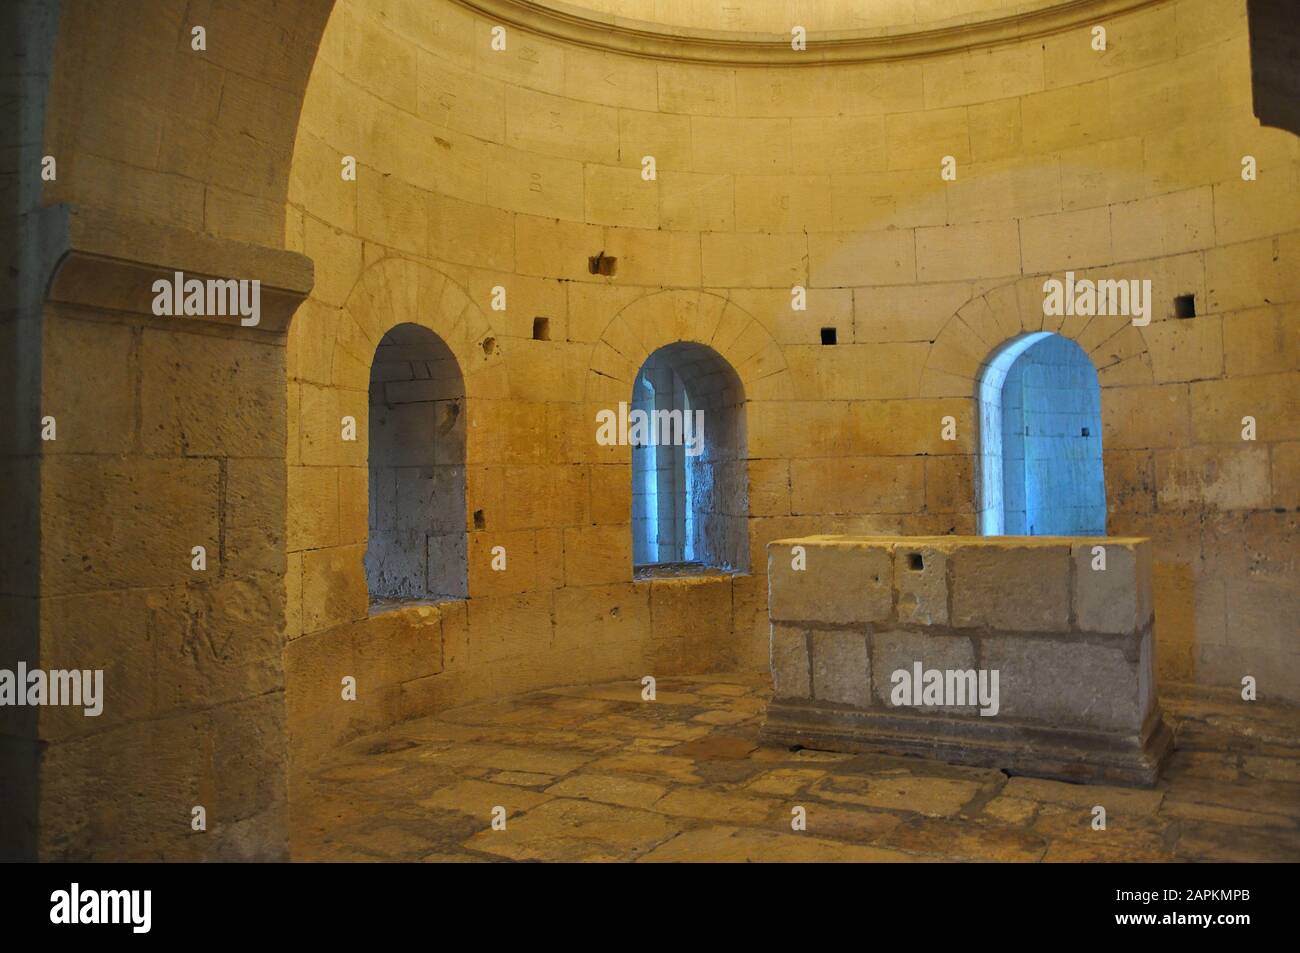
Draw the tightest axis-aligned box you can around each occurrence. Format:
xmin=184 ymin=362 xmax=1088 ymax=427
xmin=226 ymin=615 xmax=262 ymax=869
xmin=284 ymin=0 xmax=1299 ymax=761
xmin=8 ymin=0 xmax=1298 ymax=858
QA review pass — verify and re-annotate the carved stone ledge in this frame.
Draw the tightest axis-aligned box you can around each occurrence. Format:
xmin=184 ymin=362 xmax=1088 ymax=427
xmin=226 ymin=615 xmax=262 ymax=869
xmin=454 ymin=0 xmax=1162 ymax=65
xmin=44 ymin=205 xmax=314 ymax=333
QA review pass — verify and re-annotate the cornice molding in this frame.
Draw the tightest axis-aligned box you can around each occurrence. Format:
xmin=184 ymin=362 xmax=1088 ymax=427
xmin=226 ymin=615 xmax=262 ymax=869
xmin=452 ymin=0 xmax=1166 ymax=65
xmin=44 ymin=206 xmax=315 ymax=333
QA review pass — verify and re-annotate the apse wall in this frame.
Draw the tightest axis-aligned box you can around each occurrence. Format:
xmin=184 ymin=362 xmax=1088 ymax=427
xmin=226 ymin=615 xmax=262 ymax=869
xmin=282 ymin=0 xmax=1300 ymax=772
xmin=13 ymin=0 xmax=1298 ymax=862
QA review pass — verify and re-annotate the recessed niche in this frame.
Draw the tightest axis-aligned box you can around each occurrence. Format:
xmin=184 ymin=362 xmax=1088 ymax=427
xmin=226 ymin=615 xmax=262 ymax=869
xmin=907 ymin=552 xmax=924 ymax=571
xmin=820 ymin=327 xmax=837 ymax=345
xmin=1174 ymin=293 xmax=1196 ymax=318
xmin=532 ymin=316 xmax=550 ymax=340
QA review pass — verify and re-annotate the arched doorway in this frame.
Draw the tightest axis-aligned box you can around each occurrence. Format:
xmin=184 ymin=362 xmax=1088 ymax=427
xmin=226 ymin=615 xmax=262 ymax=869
xmin=977 ymin=332 xmax=1105 ymax=536
xmin=630 ymin=342 xmax=748 ymax=573
xmin=365 ymin=323 xmax=467 ymax=603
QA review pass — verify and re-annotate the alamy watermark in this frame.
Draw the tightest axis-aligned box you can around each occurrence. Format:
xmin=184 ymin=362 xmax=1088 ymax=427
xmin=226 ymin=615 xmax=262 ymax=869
xmin=152 ymin=270 xmax=261 ymax=326
xmin=50 ymin=884 xmax=150 ymax=933
xmin=595 ymin=401 xmax=705 ymax=457
xmin=0 ymin=663 xmax=103 ymax=716
xmin=890 ymin=662 xmax=1000 ymax=716
xmin=1042 ymin=271 xmax=1152 ymax=326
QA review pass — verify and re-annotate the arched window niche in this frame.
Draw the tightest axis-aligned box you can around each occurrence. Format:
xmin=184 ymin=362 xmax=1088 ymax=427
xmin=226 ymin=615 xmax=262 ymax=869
xmin=977 ymin=332 xmax=1106 ymax=536
xmin=365 ymin=323 xmax=468 ymax=605
xmin=630 ymin=342 xmax=748 ymax=576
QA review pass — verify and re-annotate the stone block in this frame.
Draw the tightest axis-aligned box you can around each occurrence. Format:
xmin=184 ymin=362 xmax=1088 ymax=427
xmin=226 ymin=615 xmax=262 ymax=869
xmin=950 ymin=541 xmax=1071 ymax=632
xmin=563 ymin=524 xmax=631 ymax=587
xmin=602 ymin=225 xmax=702 ymax=287
xmin=1101 ymin=383 xmax=1190 ymax=450
xmin=1072 ymin=539 xmax=1152 ymax=634
xmin=885 ymin=106 xmax=970 ymax=169
xmin=40 ymin=315 xmax=135 ymax=456
xmin=893 ymin=544 xmax=949 ymax=626
xmin=302 ymin=544 xmax=368 ymax=634
xmin=811 ymin=630 xmax=869 ymax=707
xmin=790 ymin=115 xmax=886 ymax=174
xmin=809 ymin=229 xmax=916 ymax=287
xmin=584 ymin=163 xmax=658 ymax=229
xmin=287 ymin=466 xmax=339 ymax=553
xmin=140 ymin=329 xmax=285 ymax=458
xmin=979 ymin=635 xmax=1140 ymax=731
xmin=505 ymin=86 xmax=618 ymax=164
xmin=1190 ymin=374 xmax=1300 ymax=444
xmin=1273 ymin=442 xmax=1300 ymax=509
xmin=285 ymin=623 xmax=362 ymax=773
xmin=924 ymin=456 xmax=975 ymax=517
xmin=1019 ymin=206 xmax=1112 ymax=274
xmin=691 ymin=116 xmax=790 ymax=175
xmin=354 ymin=605 xmax=444 ymax=689
xmin=788 ymin=457 xmax=926 ymax=515
xmin=915 ymin=220 xmax=1020 ymax=282
xmin=299 ymin=383 xmax=367 ymax=468
xmin=649 ymin=576 xmax=734 ymax=672
xmin=869 ymin=629 xmax=977 ymax=711
xmin=768 ymin=538 xmax=892 ymax=625
xmin=41 ymin=457 xmax=220 ymax=596
xmin=1145 ymin=317 xmax=1225 ymax=384
xmin=1154 ymin=446 xmax=1271 ymax=510
xmin=468 ymin=528 xmax=535 ymax=597
xmin=658 ymin=170 xmax=735 ymax=232
xmin=770 ymin=625 xmax=810 ymax=700
xmin=552 ymin=584 xmax=649 ymax=655
xmin=1020 ymin=80 xmax=1109 ymax=153
xmin=619 ymin=107 xmax=693 ymax=168
xmin=923 ymin=42 xmax=1044 ymax=108
xmin=701 ymin=231 xmax=804 ymax=288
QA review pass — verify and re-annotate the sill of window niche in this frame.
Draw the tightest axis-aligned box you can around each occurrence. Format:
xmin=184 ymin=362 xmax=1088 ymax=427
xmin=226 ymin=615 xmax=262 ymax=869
xmin=633 ymin=562 xmax=745 ymax=582
xmin=368 ymin=595 xmax=466 ymax=619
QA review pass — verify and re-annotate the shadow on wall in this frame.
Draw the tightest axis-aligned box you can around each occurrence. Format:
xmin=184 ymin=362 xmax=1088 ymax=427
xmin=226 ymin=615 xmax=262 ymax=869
xmin=1248 ymin=0 xmax=1300 ymax=135
xmin=977 ymin=333 xmax=1106 ymax=536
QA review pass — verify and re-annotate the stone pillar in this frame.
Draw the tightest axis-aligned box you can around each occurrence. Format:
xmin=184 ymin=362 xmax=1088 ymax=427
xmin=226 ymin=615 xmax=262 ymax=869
xmin=4 ymin=205 xmax=312 ymax=860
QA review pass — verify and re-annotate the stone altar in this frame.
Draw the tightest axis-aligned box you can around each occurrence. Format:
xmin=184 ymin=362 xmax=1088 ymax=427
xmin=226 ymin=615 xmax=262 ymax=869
xmin=761 ymin=535 xmax=1173 ymax=787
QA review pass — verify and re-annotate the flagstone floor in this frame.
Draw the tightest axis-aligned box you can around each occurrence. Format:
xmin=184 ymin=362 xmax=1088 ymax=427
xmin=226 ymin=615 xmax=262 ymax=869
xmin=290 ymin=674 xmax=1300 ymax=862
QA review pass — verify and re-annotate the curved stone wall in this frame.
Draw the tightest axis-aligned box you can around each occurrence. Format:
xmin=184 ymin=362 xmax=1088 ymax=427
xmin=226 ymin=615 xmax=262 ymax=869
xmin=282 ymin=0 xmax=1299 ymax=759
xmin=10 ymin=0 xmax=1297 ymax=859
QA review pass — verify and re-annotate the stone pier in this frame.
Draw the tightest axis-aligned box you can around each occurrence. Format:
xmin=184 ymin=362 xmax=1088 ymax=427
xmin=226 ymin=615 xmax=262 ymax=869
xmin=762 ymin=536 xmax=1173 ymax=787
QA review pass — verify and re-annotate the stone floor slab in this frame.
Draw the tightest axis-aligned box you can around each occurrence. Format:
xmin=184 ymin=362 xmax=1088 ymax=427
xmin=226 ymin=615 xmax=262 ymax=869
xmin=292 ymin=677 xmax=1300 ymax=863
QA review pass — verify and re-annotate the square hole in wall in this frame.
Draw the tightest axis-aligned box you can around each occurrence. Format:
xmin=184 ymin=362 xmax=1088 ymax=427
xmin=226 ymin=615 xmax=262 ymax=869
xmin=907 ymin=552 xmax=924 ymax=571
xmin=532 ymin=317 xmax=550 ymax=341
xmin=588 ymin=253 xmax=617 ymax=276
xmin=820 ymin=327 xmax=837 ymax=345
xmin=1081 ymin=427 xmax=1090 ymax=437
xmin=1174 ymin=293 xmax=1196 ymax=318
xmin=473 ymin=509 xmax=485 ymax=529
